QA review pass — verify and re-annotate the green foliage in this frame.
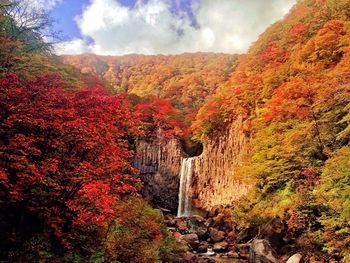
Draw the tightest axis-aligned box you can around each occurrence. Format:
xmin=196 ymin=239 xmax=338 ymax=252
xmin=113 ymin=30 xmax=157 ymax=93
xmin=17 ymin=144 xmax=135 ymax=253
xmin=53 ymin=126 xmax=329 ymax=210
xmin=99 ymin=197 xmax=182 ymax=263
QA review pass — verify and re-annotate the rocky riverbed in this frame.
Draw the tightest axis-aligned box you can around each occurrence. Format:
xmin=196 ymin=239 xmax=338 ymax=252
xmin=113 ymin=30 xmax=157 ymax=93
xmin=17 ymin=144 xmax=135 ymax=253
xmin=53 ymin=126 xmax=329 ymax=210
xmin=163 ymin=208 xmax=337 ymax=263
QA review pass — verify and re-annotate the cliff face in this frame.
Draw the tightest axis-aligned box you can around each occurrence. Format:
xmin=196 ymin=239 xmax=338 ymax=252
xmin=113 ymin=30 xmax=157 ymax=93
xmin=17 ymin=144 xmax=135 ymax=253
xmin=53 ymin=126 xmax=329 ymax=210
xmin=191 ymin=117 xmax=251 ymax=210
xmin=134 ymin=118 xmax=251 ymax=212
xmin=134 ymin=133 xmax=186 ymax=212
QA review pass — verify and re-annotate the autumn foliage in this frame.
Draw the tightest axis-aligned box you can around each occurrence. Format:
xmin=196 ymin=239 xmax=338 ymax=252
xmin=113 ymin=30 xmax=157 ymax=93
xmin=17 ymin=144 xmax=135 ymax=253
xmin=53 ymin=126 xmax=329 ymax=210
xmin=190 ymin=0 xmax=350 ymax=259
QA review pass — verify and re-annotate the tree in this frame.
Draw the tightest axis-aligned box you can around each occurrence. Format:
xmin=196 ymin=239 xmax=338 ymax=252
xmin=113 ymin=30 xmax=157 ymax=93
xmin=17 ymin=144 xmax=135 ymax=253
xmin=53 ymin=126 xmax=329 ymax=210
xmin=0 ymin=0 xmax=58 ymax=52
xmin=0 ymin=74 xmax=142 ymax=257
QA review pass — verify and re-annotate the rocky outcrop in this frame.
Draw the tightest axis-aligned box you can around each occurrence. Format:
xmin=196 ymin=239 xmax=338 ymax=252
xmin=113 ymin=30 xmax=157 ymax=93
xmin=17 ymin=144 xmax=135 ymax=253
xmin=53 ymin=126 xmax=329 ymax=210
xmin=133 ymin=132 xmax=186 ymax=212
xmin=191 ymin=116 xmax=251 ymax=210
xmin=134 ymin=116 xmax=251 ymax=212
xmin=249 ymin=239 xmax=279 ymax=263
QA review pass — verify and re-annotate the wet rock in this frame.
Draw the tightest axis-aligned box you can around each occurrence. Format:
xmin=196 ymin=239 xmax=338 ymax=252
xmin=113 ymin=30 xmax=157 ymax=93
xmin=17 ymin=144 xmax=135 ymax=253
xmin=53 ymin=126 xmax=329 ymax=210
xmin=210 ymin=228 xmax=226 ymax=242
xmin=176 ymin=218 xmax=188 ymax=232
xmin=196 ymin=227 xmax=209 ymax=240
xmin=213 ymin=241 xmax=229 ymax=253
xmin=237 ymin=227 xmax=258 ymax=243
xmin=197 ymin=242 xmax=208 ymax=253
xmin=182 ymin=233 xmax=200 ymax=250
xmin=286 ymin=253 xmax=304 ymax=263
xmin=204 ymin=218 xmax=213 ymax=228
xmin=249 ymin=239 xmax=279 ymax=263
xmin=192 ymin=215 xmax=206 ymax=224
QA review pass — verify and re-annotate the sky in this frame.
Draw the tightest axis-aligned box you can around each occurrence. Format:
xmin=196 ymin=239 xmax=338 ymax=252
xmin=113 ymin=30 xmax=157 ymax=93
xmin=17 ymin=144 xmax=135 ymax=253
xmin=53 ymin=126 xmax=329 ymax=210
xmin=34 ymin=0 xmax=297 ymax=56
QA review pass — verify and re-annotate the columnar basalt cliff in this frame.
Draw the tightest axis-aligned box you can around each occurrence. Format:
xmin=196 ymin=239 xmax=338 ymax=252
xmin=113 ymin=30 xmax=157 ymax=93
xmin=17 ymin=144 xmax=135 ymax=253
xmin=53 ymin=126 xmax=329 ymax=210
xmin=191 ymin=117 xmax=251 ymax=210
xmin=135 ymin=117 xmax=251 ymax=213
xmin=134 ymin=134 xmax=186 ymax=212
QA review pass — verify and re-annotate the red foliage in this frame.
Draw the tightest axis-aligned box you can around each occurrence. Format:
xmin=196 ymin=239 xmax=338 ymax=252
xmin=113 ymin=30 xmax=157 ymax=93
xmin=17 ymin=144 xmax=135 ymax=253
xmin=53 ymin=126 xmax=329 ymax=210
xmin=135 ymin=96 xmax=185 ymax=138
xmin=264 ymin=79 xmax=315 ymax=122
xmin=0 ymin=74 xmax=142 ymax=246
xmin=288 ymin=23 xmax=309 ymax=41
xmin=261 ymin=41 xmax=289 ymax=64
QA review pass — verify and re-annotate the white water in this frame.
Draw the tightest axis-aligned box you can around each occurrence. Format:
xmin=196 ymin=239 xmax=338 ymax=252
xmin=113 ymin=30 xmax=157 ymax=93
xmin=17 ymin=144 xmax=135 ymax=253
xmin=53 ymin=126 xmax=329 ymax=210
xmin=177 ymin=158 xmax=194 ymax=217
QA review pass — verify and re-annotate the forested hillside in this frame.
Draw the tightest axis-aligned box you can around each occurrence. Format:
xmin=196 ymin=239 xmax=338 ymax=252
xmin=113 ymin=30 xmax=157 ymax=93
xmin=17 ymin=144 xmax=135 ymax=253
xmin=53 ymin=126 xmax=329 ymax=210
xmin=191 ymin=0 xmax=350 ymax=259
xmin=60 ymin=53 xmax=238 ymax=130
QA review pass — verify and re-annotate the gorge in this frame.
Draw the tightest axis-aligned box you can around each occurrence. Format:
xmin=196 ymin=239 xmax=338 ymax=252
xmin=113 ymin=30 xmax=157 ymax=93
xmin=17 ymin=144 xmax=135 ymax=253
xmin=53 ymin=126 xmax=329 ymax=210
xmin=134 ymin=116 xmax=251 ymax=215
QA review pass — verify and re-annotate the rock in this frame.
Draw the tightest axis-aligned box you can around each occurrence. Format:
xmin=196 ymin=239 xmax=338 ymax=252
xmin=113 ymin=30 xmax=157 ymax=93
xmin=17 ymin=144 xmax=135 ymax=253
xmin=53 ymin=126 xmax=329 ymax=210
xmin=205 ymin=218 xmax=214 ymax=228
xmin=237 ymin=243 xmax=250 ymax=258
xmin=226 ymin=231 xmax=237 ymax=243
xmin=160 ymin=207 xmax=172 ymax=214
xmin=201 ymin=248 xmax=216 ymax=257
xmin=192 ymin=215 xmax=206 ymax=224
xmin=237 ymin=227 xmax=258 ymax=243
xmin=213 ymin=241 xmax=229 ymax=253
xmin=210 ymin=228 xmax=226 ymax=242
xmin=286 ymin=254 xmax=304 ymax=263
xmin=165 ymin=218 xmax=176 ymax=227
xmin=260 ymin=217 xmax=287 ymax=251
xmin=211 ymin=212 xmax=235 ymax=232
xmin=176 ymin=218 xmax=188 ymax=232
xmin=249 ymin=239 xmax=279 ymax=263
xmin=182 ymin=233 xmax=200 ymax=250
xmin=227 ymin=251 xmax=239 ymax=258
xmin=197 ymin=244 xmax=208 ymax=253
xmin=182 ymin=252 xmax=198 ymax=262
xmin=196 ymin=227 xmax=208 ymax=240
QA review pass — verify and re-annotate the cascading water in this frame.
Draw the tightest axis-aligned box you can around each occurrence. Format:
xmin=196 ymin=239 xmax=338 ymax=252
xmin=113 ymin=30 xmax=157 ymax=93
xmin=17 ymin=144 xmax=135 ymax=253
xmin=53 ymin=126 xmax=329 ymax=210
xmin=177 ymin=158 xmax=194 ymax=217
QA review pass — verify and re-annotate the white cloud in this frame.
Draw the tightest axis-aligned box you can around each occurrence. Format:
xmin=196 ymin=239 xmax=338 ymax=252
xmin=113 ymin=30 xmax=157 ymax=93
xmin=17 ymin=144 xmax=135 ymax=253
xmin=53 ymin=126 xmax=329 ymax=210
xmin=55 ymin=0 xmax=296 ymax=55
xmin=55 ymin=39 xmax=90 ymax=55
xmin=22 ymin=0 xmax=63 ymax=10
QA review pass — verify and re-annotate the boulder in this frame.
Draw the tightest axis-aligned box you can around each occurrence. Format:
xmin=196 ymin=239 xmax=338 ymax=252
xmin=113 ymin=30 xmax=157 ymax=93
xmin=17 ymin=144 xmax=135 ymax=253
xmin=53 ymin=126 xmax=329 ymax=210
xmin=176 ymin=218 xmax=188 ymax=232
xmin=209 ymin=228 xmax=226 ymax=242
xmin=249 ymin=239 xmax=279 ymax=263
xmin=165 ymin=218 xmax=176 ymax=227
xmin=237 ymin=243 xmax=250 ymax=259
xmin=192 ymin=215 xmax=206 ymax=224
xmin=197 ymin=242 xmax=208 ymax=253
xmin=205 ymin=218 xmax=214 ymax=228
xmin=226 ymin=231 xmax=237 ymax=243
xmin=195 ymin=226 xmax=208 ymax=240
xmin=237 ymin=227 xmax=258 ymax=243
xmin=213 ymin=241 xmax=229 ymax=253
xmin=286 ymin=254 xmax=304 ymax=263
xmin=260 ymin=217 xmax=287 ymax=251
xmin=182 ymin=233 xmax=200 ymax=250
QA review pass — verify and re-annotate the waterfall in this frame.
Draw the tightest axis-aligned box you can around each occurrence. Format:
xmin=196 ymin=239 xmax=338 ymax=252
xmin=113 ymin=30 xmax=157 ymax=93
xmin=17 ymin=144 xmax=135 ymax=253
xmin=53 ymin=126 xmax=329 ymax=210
xmin=177 ymin=158 xmax=194 ymax=217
